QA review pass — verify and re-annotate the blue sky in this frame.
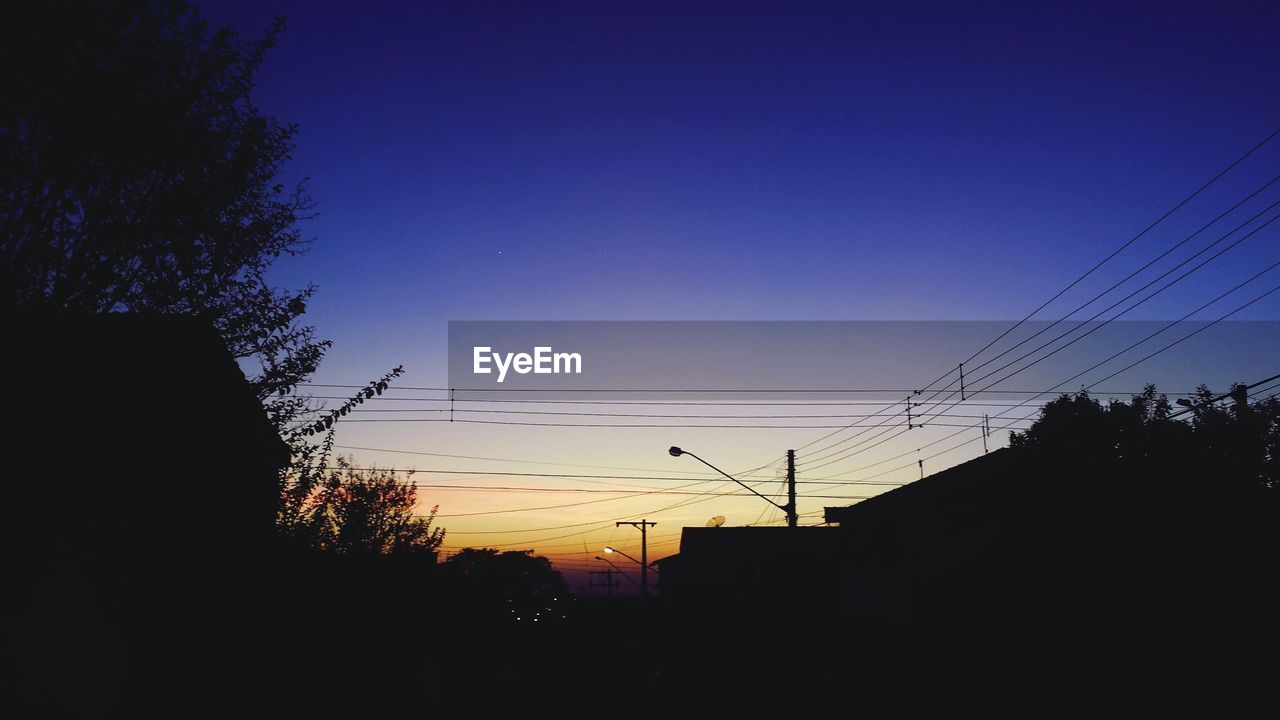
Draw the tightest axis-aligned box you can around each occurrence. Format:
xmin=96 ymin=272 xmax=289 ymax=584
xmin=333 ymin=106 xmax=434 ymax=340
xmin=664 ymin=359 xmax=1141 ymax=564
xmin=199 ymin=1 xmax=1280 ymax=386
xmin=198 ymin=1 xmax=1280 ymax=574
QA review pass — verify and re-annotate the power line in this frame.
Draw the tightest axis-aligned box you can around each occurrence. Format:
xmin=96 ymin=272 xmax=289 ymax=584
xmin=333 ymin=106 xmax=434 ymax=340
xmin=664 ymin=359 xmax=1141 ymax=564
xmin=302 ymin=384 xmax=1179 ymax=395
xmin=808 ymin=285 xmax=1280 ymax=482
xmin=311 ymin=395 xmax=1081 ymax=407
xmin=815 ymin=299 xmax=1280 ymax=487
xmin=1166 ymin=373 xmax=1280 ymax=419
xmin=333 ymin=444 xmax=734 ymax=476
xmin=423 ymin=475 xmax=782 ymax=518
xmin=811 ymin=405 xmax=1049 ymax=491
xmin=946 ymin=207 xmax=1280 ymax=401
xmin=409 ymin=483 xmax=890 ymax=500
xmin=335 ymin=444 xmax=876 ymax=492
xmin=857 ymin=218 xmax=1280 ymax=467
xmin=317 ymin=464 xmax=909 ymax=486
xmin=961 ymin=177 xmax=1280 ymax=380
xmin=904 ymin=204 xmax=1280 ymax=448
xmin=302 ymin=383 xmax=450 ymax=391
xmin=333 ymin=417 xmax=1017 ymax=429
xmin=426 ymin=458 xmax=785 ymax=525
xmin=978 ymin=269 xmax=1280 ymax=420
xmin=815 ymin=330 xmax=1274 ymax=484
xmin=432 ymin=495 xmax=665 ymax=518
xmin=439 ymin=488 xmax=880 ymax=553
xmin=1083 ymin=283 xmax=1280 ymax=390
xmin=802 ymin=426 xmax=944 ymax=474
xmin=789 ymin=126 xmax=1280 ymax=459
xmin=956 ymin=122 xmax=1280 ymax=368
xmin=448 ymin=519 xmax=647 ymax=535
xmin=344 ymin=408 xmax=1001 ymax=419
xmin=903 ymin=177 xmax=1280 ymax=434
xmin=445 ymin=532 xmax=687 ymax=554
xmin=1246 ymin=380 xmax=1280 ymax=399
xmin=441 ymin=459 xmax=811 ymax=550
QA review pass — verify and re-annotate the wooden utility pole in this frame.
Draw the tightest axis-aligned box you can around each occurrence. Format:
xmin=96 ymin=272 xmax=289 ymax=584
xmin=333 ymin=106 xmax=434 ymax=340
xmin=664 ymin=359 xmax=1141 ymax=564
xmin=616 ymin=520 xmax=656 ymax=597
xmin=786 ymin=449 xmax=797 ymax=528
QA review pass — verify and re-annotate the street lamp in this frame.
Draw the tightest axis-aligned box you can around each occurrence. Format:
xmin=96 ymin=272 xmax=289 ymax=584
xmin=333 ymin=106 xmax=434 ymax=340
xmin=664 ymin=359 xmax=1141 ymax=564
xmin=603 ymin=545 xmax=637 ymax=563
xmin=669 ymin=446 xmax=797 ymax=527
xmin=603 ymin=547 xmax=659 ymax=573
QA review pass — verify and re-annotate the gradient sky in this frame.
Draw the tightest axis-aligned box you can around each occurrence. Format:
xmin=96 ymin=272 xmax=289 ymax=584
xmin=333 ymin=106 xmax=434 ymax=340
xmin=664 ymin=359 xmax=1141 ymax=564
xmin=200 ymin=1 xmax=1280 ymax=589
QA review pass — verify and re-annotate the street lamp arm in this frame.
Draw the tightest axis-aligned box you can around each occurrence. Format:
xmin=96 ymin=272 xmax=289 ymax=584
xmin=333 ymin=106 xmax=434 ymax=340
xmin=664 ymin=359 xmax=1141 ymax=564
xmin=602 ymin=546 xmax=661 ymax=574
xmin=681 ymin=450 xmax=790 ymax=512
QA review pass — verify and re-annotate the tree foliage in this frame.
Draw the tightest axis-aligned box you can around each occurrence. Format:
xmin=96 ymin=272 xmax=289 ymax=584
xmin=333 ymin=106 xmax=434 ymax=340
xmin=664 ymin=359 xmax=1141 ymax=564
xmin=0 ymin=0 xmax=326 ymax=408
xmin=1 ymin=1 xmax=435 ymax=545
xmin=1010 ymin=384 xmax=1278 ymax=490
xmin=276 ymin=366 xmax=407 ymax=538
xmin=284 ymin=455 xmax=445 ymax=556
xmin=443 ymin=548 xmax=568 ymax=604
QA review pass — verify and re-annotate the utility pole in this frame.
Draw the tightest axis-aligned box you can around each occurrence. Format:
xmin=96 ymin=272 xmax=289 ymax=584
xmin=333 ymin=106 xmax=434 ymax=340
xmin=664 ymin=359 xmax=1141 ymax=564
xmin=670 ymin=445 xmax=797 ymax=529
xmin=588 ymin=569 xmax=617 ymax=598
xmin=786 ymin=449 xmax=797 ymax=528
xmin=616 ymin=519 xmax=656 ymax=597
xmin=1230 ymin=382 xmax=1249 ymax=416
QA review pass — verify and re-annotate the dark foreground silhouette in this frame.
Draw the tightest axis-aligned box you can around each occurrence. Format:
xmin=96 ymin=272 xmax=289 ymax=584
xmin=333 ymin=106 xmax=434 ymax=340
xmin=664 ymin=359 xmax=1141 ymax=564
xmin=3 ymin=316 xmax=1276 ymax=715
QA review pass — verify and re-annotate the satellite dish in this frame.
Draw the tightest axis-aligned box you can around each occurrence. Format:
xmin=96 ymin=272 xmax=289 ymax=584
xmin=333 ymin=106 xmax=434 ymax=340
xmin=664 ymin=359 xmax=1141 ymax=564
xmin=706 ymin=515 xmax=726 ymax=527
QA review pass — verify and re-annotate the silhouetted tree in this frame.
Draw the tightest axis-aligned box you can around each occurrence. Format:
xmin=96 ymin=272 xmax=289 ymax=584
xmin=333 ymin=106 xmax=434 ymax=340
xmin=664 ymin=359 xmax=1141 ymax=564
xmin=276 ymin=366 xmax=406 ymax=541
xmin=1184 ymin=386 xmax=1279 ymax=489
xmin=444 ymin=548 xmax=568 ymax=604
xmin=1010 ymin=384 xmax=1277 ymax=489
xmin=292 ymin=457 xmax=445 ymax=556
xmin=0 ymin=0 xmax=326 ymax=412
xmin=0 ymin=2 xmax=427 ymax=533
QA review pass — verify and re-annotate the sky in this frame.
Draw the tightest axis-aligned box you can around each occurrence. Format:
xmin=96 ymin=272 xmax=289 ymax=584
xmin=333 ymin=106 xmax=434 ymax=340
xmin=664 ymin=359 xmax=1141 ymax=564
xmin=200 ymin=1 xmax=1280 ymax=590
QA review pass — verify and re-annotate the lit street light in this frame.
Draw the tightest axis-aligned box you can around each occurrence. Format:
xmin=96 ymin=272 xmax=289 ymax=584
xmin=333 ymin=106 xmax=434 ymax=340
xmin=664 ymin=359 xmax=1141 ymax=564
xmin=603 ymin=546 xmax=638 ymax=564
xmin=603 ymin=547 xmax=659 ymax=573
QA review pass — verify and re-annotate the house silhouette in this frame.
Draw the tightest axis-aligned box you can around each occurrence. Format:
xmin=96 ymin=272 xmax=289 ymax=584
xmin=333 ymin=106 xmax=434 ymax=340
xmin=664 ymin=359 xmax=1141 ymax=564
xmin=2 ymin=314 xmax=289 ymax=716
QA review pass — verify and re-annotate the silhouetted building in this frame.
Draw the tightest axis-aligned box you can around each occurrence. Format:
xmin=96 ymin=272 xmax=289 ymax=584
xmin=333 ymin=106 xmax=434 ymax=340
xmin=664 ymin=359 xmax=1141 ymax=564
xmin=656 ymin=526 xmax=840 ymax=615
xmin=2 ymin=314 xmax=289 ymax=714
xmin=823 ymin=448 xmax=1037 ymax=622
xmin=822 ymin=445 xmax=1276 ymax=630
